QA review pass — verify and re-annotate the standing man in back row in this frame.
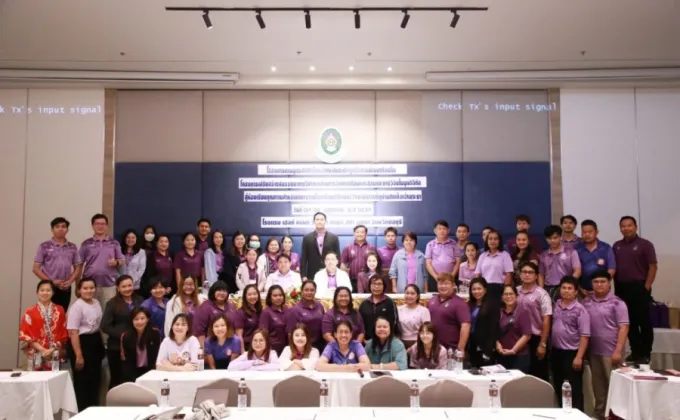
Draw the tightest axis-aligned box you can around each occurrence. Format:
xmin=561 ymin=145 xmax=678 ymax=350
xmin=300 ymin=212 xmax=341 ymax=282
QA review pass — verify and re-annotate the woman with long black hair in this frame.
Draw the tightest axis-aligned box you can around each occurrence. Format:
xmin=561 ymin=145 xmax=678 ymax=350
xmin=120 ymin=307 xmax=161 ymax=382
xmin=321 ymin=286 xmax=365 ymax=343
xmin=222 ymin=231 xmax=248 ymax=294
xmin=467 ymin=277 xmax=500 ymax=368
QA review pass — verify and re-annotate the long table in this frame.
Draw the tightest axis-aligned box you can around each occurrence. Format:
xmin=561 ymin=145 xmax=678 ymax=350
xmin=606 ymin=370 xmax=680 ymax=420
xmin=136 ymin=369 xmax=523 ymax=408
xmin=0 ymin=370 xmax=78 ymax=420
xmin=72 ymin=406 xmax=590 ymax=420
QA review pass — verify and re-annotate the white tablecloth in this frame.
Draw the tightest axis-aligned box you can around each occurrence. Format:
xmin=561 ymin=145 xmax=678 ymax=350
xmin=0 ymin=371 xmax=78 ymax=420
xmin=624 ymin=328 xmax=680 ymax=370
xmin=136 ymin=369 xmax=524 ymax=408
xmin=606 ymin=370 xmax=680 ymax=420
xmin=71 ymin=407 xmax=589 ymax=420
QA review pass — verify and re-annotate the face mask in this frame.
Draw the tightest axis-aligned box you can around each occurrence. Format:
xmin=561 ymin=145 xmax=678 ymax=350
xmin=249 ymin=241 xmax=261 ymax=249
xmin=144 ymin=233 xmax=155 ymax=242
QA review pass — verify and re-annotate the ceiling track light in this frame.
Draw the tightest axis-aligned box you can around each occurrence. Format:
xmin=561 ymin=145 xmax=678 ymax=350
xmin=202 ymin=10 xmax=212 ymax=29
xmin=450 ymin=10 xmax=461 ymax=28
xmin=354 ymin=10 xmax=361 ymax=29
xmin=304 ymin=9 xmax=311 ymax=29
xmin=255 ymin=10 xmax=266 ymax=29
xmin=400 ymin=10 xmax=410 ymax=28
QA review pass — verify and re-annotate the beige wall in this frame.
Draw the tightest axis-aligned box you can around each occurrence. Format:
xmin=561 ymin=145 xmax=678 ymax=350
xmin=0 ymin=89 xmax=105 ymax=369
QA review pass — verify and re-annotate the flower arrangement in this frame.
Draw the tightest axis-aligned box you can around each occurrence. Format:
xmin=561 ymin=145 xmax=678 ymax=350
xmin=286 ymin=286 xmax=302 ymax=303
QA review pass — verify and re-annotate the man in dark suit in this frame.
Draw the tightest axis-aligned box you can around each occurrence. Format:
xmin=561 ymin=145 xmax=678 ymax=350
xmin=300 ymin=212 xmax=341 ymax=281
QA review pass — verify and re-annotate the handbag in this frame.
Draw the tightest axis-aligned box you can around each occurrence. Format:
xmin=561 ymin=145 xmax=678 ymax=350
xmin=650 ymin=300 xmax=670 ymax=329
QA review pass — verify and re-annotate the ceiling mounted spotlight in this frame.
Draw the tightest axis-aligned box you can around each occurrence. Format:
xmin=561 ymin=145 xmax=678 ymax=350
xmin=354 ymin=10 xmax=361 ymax=29
xmin=202 ymin=10 xmax=212 ymax=29
xmin=400 ymin=10 xmax=410 ymax=28
xmin=304 ymin=10 xmax=311 ymax=29
xmin=255 ymin=10 xmax=266 ymax=29
xmin=450 ymin=10 xmax=460 ymax=28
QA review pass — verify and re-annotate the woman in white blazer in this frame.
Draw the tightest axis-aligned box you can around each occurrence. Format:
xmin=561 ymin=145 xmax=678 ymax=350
xmin=120 ymin=228 xmax=147 ymax=293
xmin=313 ymin=251 xmax=351 ymax=298
xmin=279 ymin=324 xmax=320 ymax=371
xmin=256 ymin=237 xmax=281 ymax=280
xmin=164 ymin=274 xmax=207 ymax=336
xmin=236 ymin=248 xmax=266 ymax=292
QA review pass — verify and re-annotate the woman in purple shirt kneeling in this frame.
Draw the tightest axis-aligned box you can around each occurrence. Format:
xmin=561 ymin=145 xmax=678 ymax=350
xmin=227 ymin=329 xmax=279 ymax=371
xmin=205 ymin=315 xmax=241 ymax=369
xmin=316 ymin=320 xmax=371 ymax=372
xmin=496 ymin=285 xmax=532 ymax=373
xmin=407 ymin=321 xmax=447 ymax=369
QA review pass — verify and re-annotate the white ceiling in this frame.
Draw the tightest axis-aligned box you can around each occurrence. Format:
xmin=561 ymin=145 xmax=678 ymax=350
xmin=0 ymin=0 xmax=679 ymax=88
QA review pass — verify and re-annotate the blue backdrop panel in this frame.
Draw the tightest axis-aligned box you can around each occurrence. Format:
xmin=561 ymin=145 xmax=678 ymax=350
xmin=461 ymin=162 xmax=551 ymax=240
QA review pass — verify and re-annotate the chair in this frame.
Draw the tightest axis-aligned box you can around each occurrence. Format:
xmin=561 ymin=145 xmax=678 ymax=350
xmin=420 ymin=379 xmax=474 ymax=407
xmin=500 ymin=375 xmax=555 ymax=408
xmin=197 ymin=378 xmax=252 ymax=407
xmin=106 ymin=382 xmax=158 ymax=407
xmin=359 ymin=376 xmax=410 ymax=407
xmin=272 ymin=375 xmax=321 ymax=407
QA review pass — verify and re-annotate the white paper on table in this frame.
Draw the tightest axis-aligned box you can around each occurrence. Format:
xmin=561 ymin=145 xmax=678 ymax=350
xmin=315 ymin=408 xmax=375 ymax=420
xmin=373 ymin=408 xmax=448 ymax=420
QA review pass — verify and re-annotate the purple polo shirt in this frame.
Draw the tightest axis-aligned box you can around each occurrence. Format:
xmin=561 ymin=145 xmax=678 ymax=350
xmin=458 ymin=262 xmax=476 ymax=282
xmin=425 ymin=238 xmax=458 ymax=275
xmin=474 ymin=250 xmax=514 ymax=284
xmin=356 ymin=271 xmax=376 ymax=293
xmin=551 ymin=299 xmax=590 ymax=350
xmin=266 ymin=255 xmax=278 ymax=273
xmin=152 ymin=251 xmax=174 ymax=284
xmin=197 ymin=238 xmax=210 ymax=252
xmin=173 ymin=250 xmax=204 ymax=278
xmin=34 ymin=239 xmax=82 ymax=281
xmin=79 ymin=236 xmax=124 ymax=287
xmin=259 ymin=306 xmax=289 ymax=351
xmin=247 ymin=265 xmax=258 ymax=280
xmin=539 ymin=247 xmax=581 ymax=286
xmin=498 ymin=306 xmax=532 ymax=355
xmin=377 ymin=245 xmax=400 ymax=271
xmin=287 ymin=252 xmax=300 ymax=271
xmin=427 ymin=295 xmax=470 ymax=349
xmin=562 ymin=235 xmax=583 ymax=250
xmin=321 ymin=308 xmax=365 ymax=340
xmin=233 ymin=308 xmax=260 ymax=345
xmin=192 ymin=300 xmax=238 ymax=338
xmin=583 ymin=293 xmax=629 ymax=356
xmin=327 ymin=272 xmax=337 ymax=288
xmin=321 ymin=340 xmax=366 ymax=364
xmin=341 ymin=241 xmax=374 ymax=279
xmin=517 ymin=285 xmax=553 ymax=336
xmin=286 ymin=300 xmax=325 ymax=343
xmin=613 ymin=236 xmax=657 ymax=283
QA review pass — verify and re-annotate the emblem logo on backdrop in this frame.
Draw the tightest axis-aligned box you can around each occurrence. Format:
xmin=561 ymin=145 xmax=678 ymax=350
xmin=317 ymin=127 xmax=344 ymax=163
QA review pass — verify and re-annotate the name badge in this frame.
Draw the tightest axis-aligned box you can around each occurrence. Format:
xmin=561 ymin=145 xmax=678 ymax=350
xmin=597 ymin=259 xmax=605 ymax=266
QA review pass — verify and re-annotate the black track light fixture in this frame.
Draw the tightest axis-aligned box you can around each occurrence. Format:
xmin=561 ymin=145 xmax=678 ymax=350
xmin=304 ymin=9 xmax=311 ymax=29
xmin=202 ymin=10 xmax=212 ymax=29
xmin=354 ymin=10 xmax=360 ymax=29
xmin=450 ymin=10 xmax=460 ymax=28
xmin=255 ymin=10 xmax=266 ymax=29
xmin=400 ymin=10 xmax=410 ymax=28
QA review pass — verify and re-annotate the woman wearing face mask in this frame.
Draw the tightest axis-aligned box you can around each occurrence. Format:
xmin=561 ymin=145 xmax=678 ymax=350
xmin=248 ymin=234 xmax=262 ymax=253
xmin=511 ymin=231 xmax=539 ymax=286
xmin=120 ymin=307 xmax=161 ymax=382
xmin=102 ymin=275 xmax=144 ymax=389
xmin=263 ymin=254 xmax=302 ymax=293
xmin=286 ymin=280 xmax=326 ymax=352
xmin=458 ymin=242 xmax=479 ymax=297
xmin=204 ymin=230 xmax=226 ymax=288
xmin=259 ymin=285 xmax=290 ymax=355
xmin=164 ymin=274 xmax=207 ymax=337
xmin=357 ymin=251 xmax=382 ymax=293
xmin=236 ymin=248 xmax=265 ymax=292
xmin=67 ymin=278 xmax=105 ymax=412
xmin=407 ymin=322 xmax=447 ymax=369
xmin=280 ymin=236 xmax=300 ymax=272
xmin=205 ymin=315 xmax=241 ymax=369
xmin=222 ymin=231 xmax=248 ymax=294
xmin=496 ymin=285 xmax=532 ymax=373
xmin=234 ymin=284 xmax=262 ymax=352
xmin=228 ymin=330 xmax=280 ymax=371
xmin=314 ymin=251 xmax=352 ymax=298
xmin=156 ymin=314 xmax=200 ymax=371
xmin=144 ymin=234 xmax=174 ymax=296
xmin=120 ymin=228 xmax=147 ymax=296
xmin=279 ymin=324 xmax=320 ymax=371
xmin=397 ymin=284 xmax=431 ymax=350
xmin=358 ymin=274 xmax=400 ymax=342
xmin=322 ymin=286 xmax=365 ymax=343
xmin=140 ymin=277 xmax=169 ymax=338
xmin=388 ymin=232 xmax=427 ymax=293
xmin=141 ymin=225 xmax=157 ymax=253
xmin=474 ymin=229 xmax=514 ymax=301
xmin=364 ymin=317 xmax=407 ymax=370
xmin=19 ymin=280 xmax=68 ymax=370
xmin=174 ymin=232 xmax=205 ymax=290
xmin=467 ymin=278 xmax=500 ymax=368
xmin=257 ymin=237 xmax=281 ymax=279
xmin=317 ymin=321 xmax=371 ymax=372
xmin=192 ymin=281 xmax=237 ymax=348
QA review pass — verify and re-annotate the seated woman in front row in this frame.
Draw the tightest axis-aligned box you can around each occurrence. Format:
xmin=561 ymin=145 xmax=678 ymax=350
xmin=228 ymin=329 xmax=279 ymax=371
xmin=279 ymin=323 xmax=320 ymax=371
xmin=205 ymin=315 xmax=241 ymax=370
xmin=407 ymin=321 xmax=447 ymax=369
xmin=156 ymin=314 xmax=200 ymax=371
xmin=364 ymin=317 xmax=407 ymax=370
xmin=317 ymin=320 xmax=371 ymax=372
xmin=121 ymin=307 xmax=161 ymax=382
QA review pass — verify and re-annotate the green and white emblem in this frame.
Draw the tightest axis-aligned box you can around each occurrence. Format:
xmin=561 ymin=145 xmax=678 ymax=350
xmin=317 ymin=127 xmax=344 ymax=163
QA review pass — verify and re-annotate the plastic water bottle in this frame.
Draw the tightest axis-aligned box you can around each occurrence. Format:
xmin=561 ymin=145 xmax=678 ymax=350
xmin=454 ymin=349 xmax=464 ymax=373
xmin=446 ymin=348 xmax=454 ymax=371
xmin=237 ymin=378 xmax=248 ymax=410
xmin=51 ymin=347 xmax=60 ymax=372
xmin=202 ymin=281 xmax=210 ymax=296
xmin=562 ymin=380 xmax=572 ymax=413
xmin=319 ymin=379 xmax=330 ymax=408
xmin=26 ymin=349 xmax=35 ymax=371
xmin=488 ymin=379 xmax=500 ymax=412
xmin=197 ymin=348 xmax=205 ymax=371
xmin=159 ymin=379 xmax=170 ymax=407
xmin=34 ymin=352 xmax=43 ymax=370
xmin=409 ymin=379 xmax=420 ymax=411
